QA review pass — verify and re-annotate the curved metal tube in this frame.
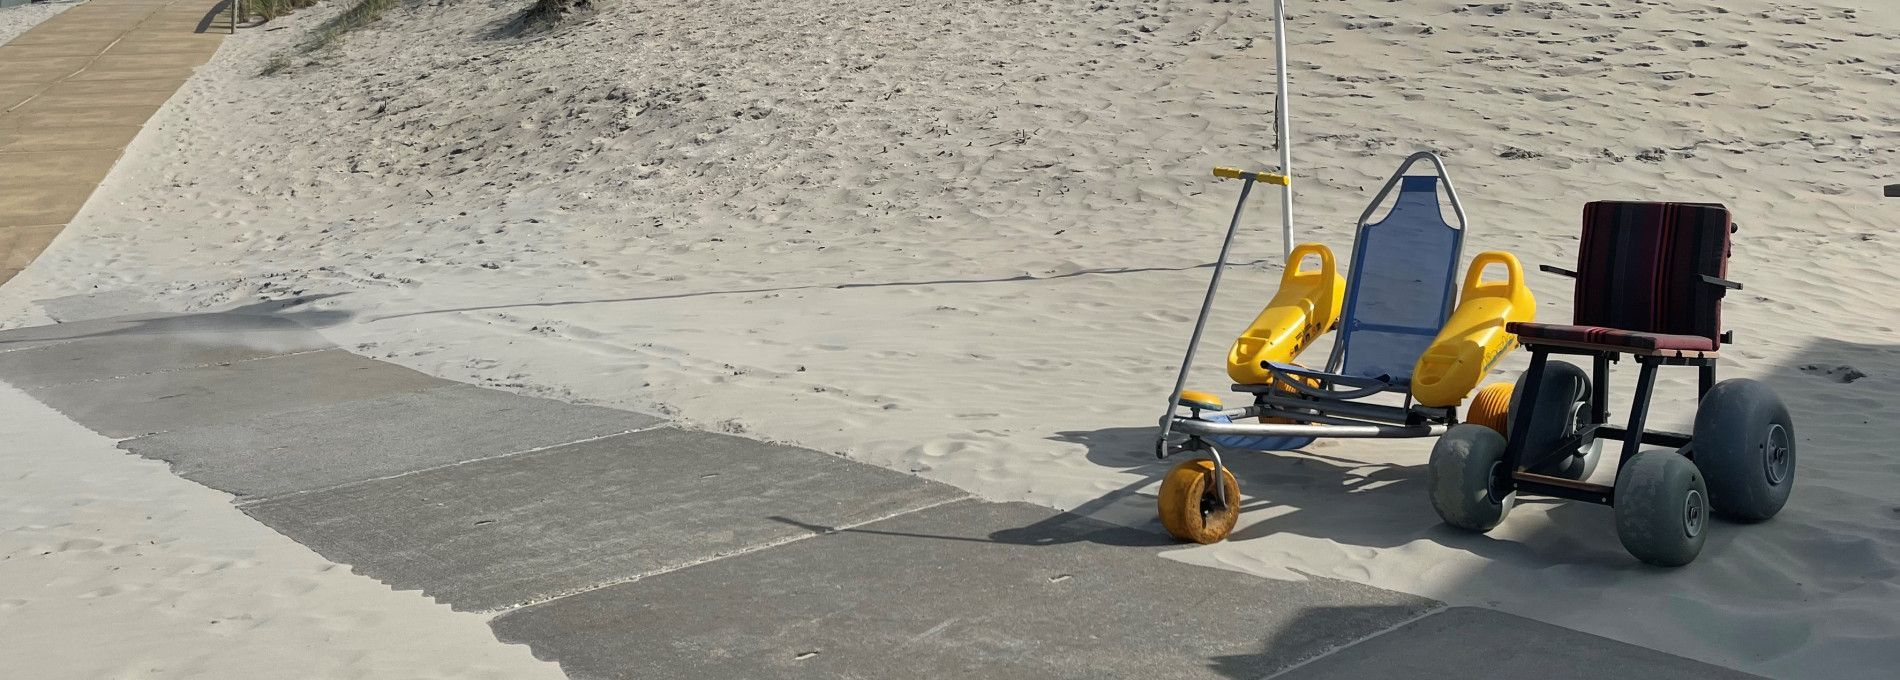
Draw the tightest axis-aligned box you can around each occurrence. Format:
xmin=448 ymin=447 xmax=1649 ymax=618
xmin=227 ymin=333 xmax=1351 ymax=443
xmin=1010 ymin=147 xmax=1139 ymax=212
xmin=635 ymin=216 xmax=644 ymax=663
xmin=1354 ymin=150 xmax=1467 ymax=230
xmin=1166 ymin=416 xmax=1445 ymax=439
xmin=1156 ymin=178 xmax=1259 ymax=457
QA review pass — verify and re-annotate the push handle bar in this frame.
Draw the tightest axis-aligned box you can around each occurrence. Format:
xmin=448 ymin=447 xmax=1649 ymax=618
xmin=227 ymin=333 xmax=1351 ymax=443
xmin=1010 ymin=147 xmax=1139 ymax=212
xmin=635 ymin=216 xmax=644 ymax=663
xmin=1213 ymin=167 xmax=1292 ymax=186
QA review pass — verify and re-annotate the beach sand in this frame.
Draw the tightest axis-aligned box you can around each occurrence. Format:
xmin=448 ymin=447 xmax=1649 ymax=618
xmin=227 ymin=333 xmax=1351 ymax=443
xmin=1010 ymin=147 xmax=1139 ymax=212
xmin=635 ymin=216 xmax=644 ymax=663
xmin=0 ymin=0 xmax=75 ymax=44
xmin=1 ymin=0 xmax=1895 ymax=676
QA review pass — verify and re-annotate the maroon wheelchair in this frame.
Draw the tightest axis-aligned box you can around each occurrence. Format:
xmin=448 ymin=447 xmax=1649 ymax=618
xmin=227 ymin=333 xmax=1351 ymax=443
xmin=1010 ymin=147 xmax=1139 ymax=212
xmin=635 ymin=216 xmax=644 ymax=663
xmin=1428 ymin=201 xmax=1795 ymax=566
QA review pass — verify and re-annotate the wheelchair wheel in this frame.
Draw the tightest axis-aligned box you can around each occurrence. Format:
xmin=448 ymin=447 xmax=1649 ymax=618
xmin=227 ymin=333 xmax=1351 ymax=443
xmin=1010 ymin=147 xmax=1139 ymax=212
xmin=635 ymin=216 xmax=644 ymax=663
xmin=1158 ymin=459 xmax=1240 ymax=543
xmin=1429 ymin=424 xmax=1514 ymax=532
xmin=1510 ymin=360 xmax=1600 ymax=481
xmin=1615 ymin=450 xmax=1709 ymax=567
xmin=1692 ymin=379 xmax=1796 ymax=522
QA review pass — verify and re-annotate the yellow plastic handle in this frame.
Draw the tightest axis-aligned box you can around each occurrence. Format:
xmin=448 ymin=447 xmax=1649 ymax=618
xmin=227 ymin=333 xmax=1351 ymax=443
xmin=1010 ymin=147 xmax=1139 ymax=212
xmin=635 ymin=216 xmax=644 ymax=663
xmin=1213 ymin=167 xmax=1292 ymax=186
xmin=1288 ymin=242 xmax=1334 ymax=277
xmin=1463 ymin=251 xmax=1524 ymax=293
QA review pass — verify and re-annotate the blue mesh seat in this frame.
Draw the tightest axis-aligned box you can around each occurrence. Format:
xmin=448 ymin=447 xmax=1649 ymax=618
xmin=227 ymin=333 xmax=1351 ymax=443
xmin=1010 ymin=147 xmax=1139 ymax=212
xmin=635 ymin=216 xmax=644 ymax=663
xmin=1206 ymin=167 xmax=1465 ymax=452
xmin=1330 ymin=175 xmax=1464 ymax=386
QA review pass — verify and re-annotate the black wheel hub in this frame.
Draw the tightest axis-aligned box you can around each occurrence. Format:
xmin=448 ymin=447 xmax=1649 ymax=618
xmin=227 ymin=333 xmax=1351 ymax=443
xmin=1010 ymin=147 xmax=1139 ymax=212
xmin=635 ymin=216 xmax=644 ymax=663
xmin=1763 ymin=424 xmax=1791 ymax=486
xmin=1684 ymin=489 xmax=1705 ymax=538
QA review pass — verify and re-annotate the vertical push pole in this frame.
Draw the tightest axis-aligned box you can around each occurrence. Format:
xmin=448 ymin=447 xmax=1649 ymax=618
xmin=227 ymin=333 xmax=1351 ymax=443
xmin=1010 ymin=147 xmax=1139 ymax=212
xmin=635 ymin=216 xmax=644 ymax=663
xmin=1271 ymin=0 xmax=1295 ymax=258
xmin=1156 ymin=178 xmax=1259 ymax=458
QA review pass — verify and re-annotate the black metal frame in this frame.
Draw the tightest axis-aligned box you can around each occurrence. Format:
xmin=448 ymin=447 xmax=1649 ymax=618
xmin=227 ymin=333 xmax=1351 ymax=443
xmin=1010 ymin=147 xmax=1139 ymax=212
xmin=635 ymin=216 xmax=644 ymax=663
xmin=1503 ymin=248 xmax=1742 ymax=506
xmin=1161 ymin=384 xmax=1457 ymax=460
xmin=1497 ymin=344 xmax=1714 ymax=506
xmin=1233 ymin=381 xmax=1459 ymax=429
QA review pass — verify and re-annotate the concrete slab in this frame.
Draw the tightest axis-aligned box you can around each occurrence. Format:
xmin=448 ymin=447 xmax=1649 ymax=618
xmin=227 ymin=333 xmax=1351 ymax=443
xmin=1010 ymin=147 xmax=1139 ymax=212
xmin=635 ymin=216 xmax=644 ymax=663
xmin=33 ymin=289 xmax=159 ymax=323
xmin=0 ymin=318 xmax=330 ymax=387
xmin=123 ymin=384 xmax=662 ymax=498
xmin=0 ymin=311 xmax=327 ymax=352
xmin=0 ymin=125 xmax=143 ymax=153
xmin=1270 ymin=607 xmax=1763 ymax=680
xmin=243 ymin=427 xmax=967 ymax=612
xmin=488 ymin=499 xmax=1438 ymax=680
xmin=21 ymin=348 xmax=448 ymax=437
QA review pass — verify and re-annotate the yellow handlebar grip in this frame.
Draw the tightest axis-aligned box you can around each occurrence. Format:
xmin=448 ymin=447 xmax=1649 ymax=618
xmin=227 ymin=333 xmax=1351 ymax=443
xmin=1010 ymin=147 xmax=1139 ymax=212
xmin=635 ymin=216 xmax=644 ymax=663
xmin=1212 ymin=167 xmax=1292 ymax=186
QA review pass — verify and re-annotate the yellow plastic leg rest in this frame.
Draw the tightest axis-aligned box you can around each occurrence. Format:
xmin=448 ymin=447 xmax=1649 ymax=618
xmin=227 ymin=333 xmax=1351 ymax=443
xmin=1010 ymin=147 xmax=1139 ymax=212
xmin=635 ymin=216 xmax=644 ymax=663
xmin=1226 ymin=243 xmax=1346 ymax=385
xmin=1411 ymin=251 xmax=1537 ymax=407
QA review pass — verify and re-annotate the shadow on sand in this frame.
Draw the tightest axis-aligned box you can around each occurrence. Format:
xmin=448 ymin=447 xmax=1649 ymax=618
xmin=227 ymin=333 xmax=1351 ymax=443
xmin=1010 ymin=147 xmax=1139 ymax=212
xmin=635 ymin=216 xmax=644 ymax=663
xmin=365 ymin=258 xmax=1281 ymax=323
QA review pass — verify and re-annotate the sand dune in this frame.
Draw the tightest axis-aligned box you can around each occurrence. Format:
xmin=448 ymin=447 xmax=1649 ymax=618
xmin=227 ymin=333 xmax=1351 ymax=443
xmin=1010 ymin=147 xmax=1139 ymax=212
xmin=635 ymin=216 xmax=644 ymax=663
xmin=2 ymin=0 xmax=1895 ymax=676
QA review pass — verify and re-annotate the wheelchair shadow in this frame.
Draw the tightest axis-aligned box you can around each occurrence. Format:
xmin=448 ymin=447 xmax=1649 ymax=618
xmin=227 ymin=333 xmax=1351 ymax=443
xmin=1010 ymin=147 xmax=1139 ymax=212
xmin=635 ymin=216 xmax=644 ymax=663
xmin=0 ymin=295 xmax=352 ymax=347
xmin=1050 ymin=424 xmax=1632 ymax=565
xmin=1041 ymin=340 xmax=1900 ymax=678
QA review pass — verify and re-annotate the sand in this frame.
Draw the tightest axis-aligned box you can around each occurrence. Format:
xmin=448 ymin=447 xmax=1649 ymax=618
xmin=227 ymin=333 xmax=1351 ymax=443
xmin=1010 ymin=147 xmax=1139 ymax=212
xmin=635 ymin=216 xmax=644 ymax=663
xmin=0 ymin=383 xmax=565 ymax=679
xmin=1 ymin=0 xmax=1895 ymax=677
xmin=0 ymin=0 xmax=77 ymax=43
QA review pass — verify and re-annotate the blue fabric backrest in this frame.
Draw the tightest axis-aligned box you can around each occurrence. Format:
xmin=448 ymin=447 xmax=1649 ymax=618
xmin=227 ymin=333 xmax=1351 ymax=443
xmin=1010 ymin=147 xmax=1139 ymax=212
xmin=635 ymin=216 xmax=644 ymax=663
xmin=1334 ymin=175 xmax=1463 ymax=384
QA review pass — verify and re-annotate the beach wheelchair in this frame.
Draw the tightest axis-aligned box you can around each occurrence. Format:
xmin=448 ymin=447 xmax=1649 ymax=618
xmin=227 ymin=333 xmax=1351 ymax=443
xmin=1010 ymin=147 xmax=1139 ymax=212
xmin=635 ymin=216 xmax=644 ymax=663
xmin=1428 ymin=201 xmax=1795 ymax=566
xmin=1155 ymin=151 xmax=1537 ymax=543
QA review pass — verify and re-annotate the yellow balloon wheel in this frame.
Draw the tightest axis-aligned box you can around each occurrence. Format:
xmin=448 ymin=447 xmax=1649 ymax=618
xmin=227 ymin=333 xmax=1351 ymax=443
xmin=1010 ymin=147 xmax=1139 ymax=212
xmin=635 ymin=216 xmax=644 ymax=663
xmin=1466 ymin=382 xmax=1515 ymax=436
xmin=1158 ymin=459 xmax=1241 ymax=543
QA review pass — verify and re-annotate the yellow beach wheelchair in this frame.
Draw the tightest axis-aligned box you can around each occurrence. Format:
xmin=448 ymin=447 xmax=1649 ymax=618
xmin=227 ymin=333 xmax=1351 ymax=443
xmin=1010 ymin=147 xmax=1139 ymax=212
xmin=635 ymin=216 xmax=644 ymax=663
xmin=1154 ymin=151 xmax=1537 ymax=543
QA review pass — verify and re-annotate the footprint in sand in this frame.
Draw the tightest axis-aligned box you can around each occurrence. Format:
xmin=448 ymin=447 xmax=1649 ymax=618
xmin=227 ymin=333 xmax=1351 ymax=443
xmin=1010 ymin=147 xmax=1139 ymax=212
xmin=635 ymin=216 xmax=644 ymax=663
xmin=1799 ymin=364 xmax=1867 ymax=383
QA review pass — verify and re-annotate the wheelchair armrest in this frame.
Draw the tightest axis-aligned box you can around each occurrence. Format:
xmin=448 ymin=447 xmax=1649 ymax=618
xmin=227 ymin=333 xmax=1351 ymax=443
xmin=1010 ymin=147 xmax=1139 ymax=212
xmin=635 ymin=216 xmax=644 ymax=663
xmin=1700 ymin=274 xmax=1743 ymax=290
xmin=1538 ymin=264 xmax=1578 ymax=278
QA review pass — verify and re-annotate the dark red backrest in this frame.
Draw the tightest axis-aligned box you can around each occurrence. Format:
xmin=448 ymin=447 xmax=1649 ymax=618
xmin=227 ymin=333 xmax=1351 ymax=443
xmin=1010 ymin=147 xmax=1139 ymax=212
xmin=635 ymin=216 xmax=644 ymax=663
xmin=1574 ymin=201 xmax=1732 ymax=342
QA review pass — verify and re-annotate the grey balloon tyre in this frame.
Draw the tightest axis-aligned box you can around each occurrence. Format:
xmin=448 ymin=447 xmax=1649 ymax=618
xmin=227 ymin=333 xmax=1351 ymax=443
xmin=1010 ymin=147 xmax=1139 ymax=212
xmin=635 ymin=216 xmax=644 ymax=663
xmin=1509 ymin=360 xmax=1596 ymax=480
xmin=1429 ymin=424 xmax=1514 ymax=532
xmin=1614 ymin=450 xmax=1709 ymax=567
xmin=1692 ymin=379 xmax=1796 ymax=522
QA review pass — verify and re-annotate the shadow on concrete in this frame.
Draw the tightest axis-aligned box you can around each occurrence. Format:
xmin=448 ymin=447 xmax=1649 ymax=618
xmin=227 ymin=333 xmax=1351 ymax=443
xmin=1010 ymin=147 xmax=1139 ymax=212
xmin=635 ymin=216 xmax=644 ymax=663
xmin=193 ymin=0 xmax=238 ymax=33
xmin=1214 ymin=605 xmax=1769 ymax=680
xmin=0 ymin=294 xmax=351 ymax=346
xmin=1069 ymin=337 xmax=1899 ymax=678
xmin=1051 ymin=420 xmax=1629 ymax=565
xmin=770 ymin=510 xmax=1177 ymax=548
xmin=366 ymin=258 xmax=1282 ymax=322
xmin=1207 ymin=604 xmax=1433 ymax=680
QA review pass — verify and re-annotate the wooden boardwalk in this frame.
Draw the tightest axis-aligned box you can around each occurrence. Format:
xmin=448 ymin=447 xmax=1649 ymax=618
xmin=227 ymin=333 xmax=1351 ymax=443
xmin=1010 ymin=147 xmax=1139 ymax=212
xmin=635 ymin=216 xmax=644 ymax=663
xmin=0 ymin=0 xmax=225 ymax=284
